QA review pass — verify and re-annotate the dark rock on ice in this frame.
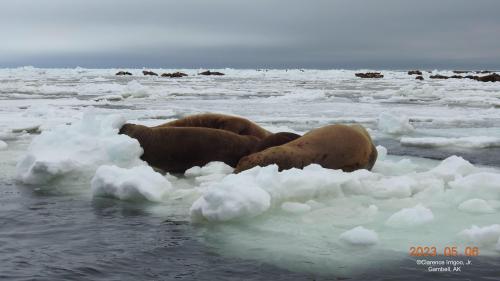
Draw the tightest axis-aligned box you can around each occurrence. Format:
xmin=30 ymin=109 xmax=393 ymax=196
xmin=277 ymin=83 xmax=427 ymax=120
xmin=115 ymin=71 xmax=132 ymax=76
xmin=161 ymin=72 xmax=188 ymax=78
xmin=143 ymin=70 xmax=158 ymax=76
xmin=430 ymin=74 xmax=449 ymax=79
xmin=408 ymin=70 xmax=422 ymax=75
xmin=355 ymin=72 xmax=384 ymax=78
xmin=199 ymin=70 xmax=225 ymax=76
xmin=475 ymin=73 xmax=500 ymax=82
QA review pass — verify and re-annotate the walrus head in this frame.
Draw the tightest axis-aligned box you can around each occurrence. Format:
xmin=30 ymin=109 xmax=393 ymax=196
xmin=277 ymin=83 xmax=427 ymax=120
xmin=118 ymin=123 xmax=136 ymax=136
xmin=118 ymin=123 xmax=151 ymax=141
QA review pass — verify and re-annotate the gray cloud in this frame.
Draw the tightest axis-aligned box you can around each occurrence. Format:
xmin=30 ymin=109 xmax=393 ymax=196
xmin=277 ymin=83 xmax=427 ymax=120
xmin=1 ymin=0 xmax=499 ymax=69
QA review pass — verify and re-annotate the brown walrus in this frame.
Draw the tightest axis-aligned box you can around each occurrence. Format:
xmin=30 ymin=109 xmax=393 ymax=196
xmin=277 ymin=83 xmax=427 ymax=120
xmin=235 ymin=124 xmax=377 ymax=173
xmin=154 ymin=113 xmax=272 ymax=140
xmin=119 ymin=114 xmax=300 ymax=173
xmin=119 ymin=124 xmax=260 ymax=173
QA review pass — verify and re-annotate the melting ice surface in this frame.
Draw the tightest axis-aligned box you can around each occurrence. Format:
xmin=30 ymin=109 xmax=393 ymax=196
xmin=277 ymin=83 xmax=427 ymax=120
xmin=2 ymin=67 xmax=500 ymax=276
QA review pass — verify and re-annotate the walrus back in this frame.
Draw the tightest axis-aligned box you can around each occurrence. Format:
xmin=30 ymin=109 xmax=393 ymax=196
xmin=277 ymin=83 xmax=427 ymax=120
xmin=154 ymin=113 xmax=271 ymax=139
xmin=236 ymin=124 xmax=377 ymax=173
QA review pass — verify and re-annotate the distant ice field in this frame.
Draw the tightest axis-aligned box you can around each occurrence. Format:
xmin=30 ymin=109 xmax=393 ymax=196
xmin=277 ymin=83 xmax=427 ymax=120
xmin=1 ymin=67 xmax=500 ymax=279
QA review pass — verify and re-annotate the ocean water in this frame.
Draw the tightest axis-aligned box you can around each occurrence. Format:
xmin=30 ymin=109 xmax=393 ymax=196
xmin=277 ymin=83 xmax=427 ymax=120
xmin=1 ymin=67 xmax=500 ymax=280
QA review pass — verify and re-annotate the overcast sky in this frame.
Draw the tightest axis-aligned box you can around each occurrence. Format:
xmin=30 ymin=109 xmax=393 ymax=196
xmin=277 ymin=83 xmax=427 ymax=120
xmin=1 ymin=0 xmax=499 ymax=69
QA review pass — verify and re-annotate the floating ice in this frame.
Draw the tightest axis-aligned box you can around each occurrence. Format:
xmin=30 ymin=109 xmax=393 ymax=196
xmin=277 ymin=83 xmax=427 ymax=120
xmin=16 ymin=113 xmax=143 ymax=184
xmin=385 ymin=204 xmax=434 ymax=228
xmin=375 ymin=145 xmax=387 ymax=160
xmin=426 ymin=155 xmax=476 ymax=182
xmin=121 ymin=80 xmax=150 ymax=98
xmin=91 ymin=165 xmax=172 ymax=202
xmin=185 ymin=162 xmax=234 ymax=186
xmin=458 ymin=199 xmax=495 ymax=214
xmin=459 ymin=224 xmax=500 ymax=245
xmin=185 ymin=161 xmax=234 ymax=177
xmin=188 ymin=154 xmax=500 ymax=223
xmin=190 ymin=164 xmax=374 ymax=222
xmin=190 ymin=173 xmax=271 ymax=222
xmin=0 ymin=140 xmax=7 ymax=150
xmin=377 ymin=112 xmax=414 ymax=135
xmin=339 ymin=226 xmax=378 ymax=246
xmin=448 ymin=172 xmax=500 ymax=202
xmin=281 ymin=202 xmax=312 ymax=214
xmin=401 ymin=136 xmax=500 ymax=148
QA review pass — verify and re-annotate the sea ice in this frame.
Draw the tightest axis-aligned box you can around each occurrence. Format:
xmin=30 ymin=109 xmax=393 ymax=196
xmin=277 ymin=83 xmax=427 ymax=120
xmin=339 ymin=226 xmax=378 ymax=246
xmin=401 ymin=136 xmax=500 ymax=148
xmin=385 ymin=204 xmax=434 ymax=228
xmin=459 ymin=224 xmax=500 ymax=245
xmin=121 ymin=80 xmax=150 ymax=98
xmin=185 ymin=161 xmax=234 ymax=177
xmin=448 ymin=173 xmax=500 ymax=202
xmin=458 ymin=199 xmax=495 ymax=214
xmin=91 ymin=165 xmax=172 ymax=202
xmin=16 ymin=113 xmax=143 ymax=184
xmin=281 ymin=202 xmax=312 ymax=214
xmin=0 ymin=140 xmax=7 ymax=150
xmin=377 ymin=112 xmax=414 ymax=135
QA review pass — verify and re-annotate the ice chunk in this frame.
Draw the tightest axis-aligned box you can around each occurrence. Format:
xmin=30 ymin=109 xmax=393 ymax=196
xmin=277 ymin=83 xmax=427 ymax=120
xmin=459 ymin=224 xmax=500 ymax=245
xmin=91 ymin=165 xmax=172 ymax=202
xmin=377 ymin=112 xmax=414 ymax=134
xmin=121 ymin=80 xmax=150 ymax=98
xmin=401 ymin=136 xmax=500 ymax=148
xmin=372 ymin=158 xmax=419 ymax=176
xmin=375 ymin=145 xmax=387 ymax=160
xmin=458 ymin=199 xmax=495 ymax=214
xmin=427 ymin=156 xmax=475 ymax=182
xmin=449 ymin=173 xmax=500 ymax=202
xmin=190 ymin=164 xmax=377 ymax=222
xmin=386 ymin=204 xmax=434 ymax=228
xmin=16 ymin=113 xmax=143 ymax=184
xmin=339 ymin=226 xmax=378 ymax=246
xmin=190 ymin=173 xmax=271 ymax=222
xmin=0 ymin=140 xmax=7 ymax=150
xmin=281 ymin=202 xmax=312 ymax=214
xmin=368 ymin=176 xmax=414 ymax=199
xmin=185 ymin=161 xmax=234 ymax=177
xmin=185 ymin=162 xmax=234 ymax=186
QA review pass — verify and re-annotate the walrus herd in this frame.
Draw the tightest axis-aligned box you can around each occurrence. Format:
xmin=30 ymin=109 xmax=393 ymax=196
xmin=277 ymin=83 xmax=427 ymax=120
xmin=119 ymin=113 xmax=377 ymax=174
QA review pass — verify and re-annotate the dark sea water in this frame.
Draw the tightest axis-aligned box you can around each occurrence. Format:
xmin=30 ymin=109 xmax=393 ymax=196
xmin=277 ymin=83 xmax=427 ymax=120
xmin=2 ymin=177 xmax=500 ymax=281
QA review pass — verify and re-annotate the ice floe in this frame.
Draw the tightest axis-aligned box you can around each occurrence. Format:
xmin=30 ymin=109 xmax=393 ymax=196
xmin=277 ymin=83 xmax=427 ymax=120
xmin=401 ymin=136 xmax=500 ymax=148
xmin=385 ymin=204 xmax=434 ymax=228
xmin=91 ymin=165 xmax=172 ymax=202
xmin=377 ymin=112 xmax=414 ymax=135
xmin=16 ymin=113 xmax=143 ymax=184
xmin=339 ymin=226 xmax=379 ymax=246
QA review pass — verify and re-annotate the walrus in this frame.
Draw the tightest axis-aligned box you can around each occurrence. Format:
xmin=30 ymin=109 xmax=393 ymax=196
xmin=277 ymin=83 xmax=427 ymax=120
xmin=234 ymin=124 xmax=377 ymax=173
xmin=154 ymin=113 xmax=272 ymax=140
xmin=119 ymin=114 xmax=300 ymax=173
xmin=119 ymin=124 xmax=260 ymax=173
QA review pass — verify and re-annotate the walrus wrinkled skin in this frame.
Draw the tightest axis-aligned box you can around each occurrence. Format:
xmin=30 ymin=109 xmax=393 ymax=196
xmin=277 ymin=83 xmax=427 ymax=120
xmin=235 ymin=124 xmax=377 ymax=173
xmin=154 ymin=113 xmax=272 ymax=140
xmin=119 ymin=114 xmax=299 ymax=173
